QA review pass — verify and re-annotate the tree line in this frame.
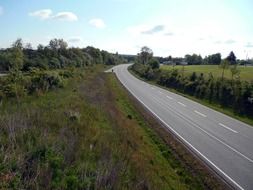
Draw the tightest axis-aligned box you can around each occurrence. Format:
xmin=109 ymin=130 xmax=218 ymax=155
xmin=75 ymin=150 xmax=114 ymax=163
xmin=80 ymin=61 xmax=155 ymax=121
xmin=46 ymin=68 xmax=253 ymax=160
xmin=157 ymin=51 xmax=253 ymax=66
xmin=131 ymin=47 xmax=253 ymax=118
xmin=0 ymin=38 xmax=123 ymax=101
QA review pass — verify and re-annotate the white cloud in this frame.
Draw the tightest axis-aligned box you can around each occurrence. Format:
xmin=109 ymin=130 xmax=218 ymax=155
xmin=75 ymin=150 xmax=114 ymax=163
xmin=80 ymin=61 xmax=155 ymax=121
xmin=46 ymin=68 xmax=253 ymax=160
xmin=29 ymin=9 xmax=78 ymax=21
xmin=0 ymin=6 xmax=3 ymax=15
xmin=29 ymin=9 xmax=52 ymax=20
xmin=141 ymin=25 xmax=165 ymax=35
xmin=89 ymin=18 xmax=106 ymax=29
xmin=52 ymin=12 xmax=78 ymax=21
xmin=68 ymin=37 xmax=83 ymax=43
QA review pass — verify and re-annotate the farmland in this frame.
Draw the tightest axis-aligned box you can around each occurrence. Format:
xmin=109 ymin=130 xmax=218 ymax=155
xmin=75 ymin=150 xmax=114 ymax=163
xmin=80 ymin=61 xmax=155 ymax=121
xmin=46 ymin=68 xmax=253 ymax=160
xmin=161 ymin=65 xmax=253 ymax=81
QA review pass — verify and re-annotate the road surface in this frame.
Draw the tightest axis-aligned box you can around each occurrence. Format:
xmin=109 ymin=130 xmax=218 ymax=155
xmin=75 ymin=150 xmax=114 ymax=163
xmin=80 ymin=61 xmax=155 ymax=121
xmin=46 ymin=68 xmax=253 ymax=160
xmin=112 ymin=64 xmax=253 ymax=190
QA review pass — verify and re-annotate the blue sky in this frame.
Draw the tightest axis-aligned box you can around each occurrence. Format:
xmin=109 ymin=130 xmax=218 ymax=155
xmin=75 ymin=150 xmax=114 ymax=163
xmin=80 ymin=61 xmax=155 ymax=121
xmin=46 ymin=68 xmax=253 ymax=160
xmin=0 ymin=0 xmax=253 ymax=58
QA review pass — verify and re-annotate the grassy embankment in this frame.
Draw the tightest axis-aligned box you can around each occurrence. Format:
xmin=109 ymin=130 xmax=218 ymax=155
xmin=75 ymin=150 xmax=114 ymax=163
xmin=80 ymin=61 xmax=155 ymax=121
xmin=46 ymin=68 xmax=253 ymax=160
xmin=0 ymin=65 xmax=210 ymax=189
xmin=161 ymin=65 xmax=253 ymax=81
xmin=132 ymin=65 xmax=253 ymax=126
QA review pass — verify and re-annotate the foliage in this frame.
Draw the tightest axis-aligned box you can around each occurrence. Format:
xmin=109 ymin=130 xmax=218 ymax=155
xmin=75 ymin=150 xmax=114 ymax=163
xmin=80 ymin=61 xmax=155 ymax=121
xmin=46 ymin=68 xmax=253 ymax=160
xmin=132 ymin=63 xmax=253 ymax=118
xmin=203 ymin=53 xmax=221 ymax=65
xmin=226 ymin=51 xmax=237 ymax=65
xmin=0 ymin=38 xmax=120 ymax=101
xmin=185 ymin=54 xmax=202 ymax=65
xmin=137 ymin=46 xmax=153 ymax=64
xmin=0 ymin=66 xmax=201 ymax=190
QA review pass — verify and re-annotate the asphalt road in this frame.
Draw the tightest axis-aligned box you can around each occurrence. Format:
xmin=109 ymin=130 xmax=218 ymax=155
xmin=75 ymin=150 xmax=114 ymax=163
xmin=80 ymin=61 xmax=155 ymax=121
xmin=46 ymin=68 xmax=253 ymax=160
xmin=111 ymin=64 xmax=253 ymax=190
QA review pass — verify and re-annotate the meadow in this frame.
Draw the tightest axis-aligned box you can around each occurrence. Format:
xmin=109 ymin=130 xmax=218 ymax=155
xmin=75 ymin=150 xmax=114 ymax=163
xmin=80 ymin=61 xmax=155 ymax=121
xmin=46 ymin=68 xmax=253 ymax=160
xmin=161 ymin=65 xmax=253 ymax=81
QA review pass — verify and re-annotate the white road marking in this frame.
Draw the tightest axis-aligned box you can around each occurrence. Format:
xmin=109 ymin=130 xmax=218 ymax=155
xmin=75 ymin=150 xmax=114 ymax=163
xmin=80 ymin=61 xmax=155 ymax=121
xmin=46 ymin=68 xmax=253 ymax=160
xmin=151 ymin=87 xmax=155 ymax=90
xmin=219 ymin=123 xmax=238 ymax=133
xmin=118 ymin=77 xmax=244 ymax=190
xmin=167 ymin=95 xmax=173 ymax=100
xmin=194 ymin=110 xmax=207 ymax=118
xmin=177 ymin=102 xmax=186 ymax=107
xmin=159 ymin=91 xmax=163 ymax=94
xmin=154 ymin=97 xmax=253 ymax=164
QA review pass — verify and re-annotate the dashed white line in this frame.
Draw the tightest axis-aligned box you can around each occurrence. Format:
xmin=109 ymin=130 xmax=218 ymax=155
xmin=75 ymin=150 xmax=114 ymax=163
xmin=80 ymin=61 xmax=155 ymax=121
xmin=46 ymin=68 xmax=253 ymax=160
xmin=219 ymin=123 xmax=238 ymax=133
xmin=177 ymin=102 xmax=186 ymax=107
xmin=118 ymin=77 xmax=244 ymax=190
xmin=194 ymin=110 xmax=207 ymax=118
xmin=166 ymin=95 xmax=173 ymax=100
xmin=151 ymin=87 xmax=155 ymax=90
xmin=159 ymin=91 xmax=163 ymax=94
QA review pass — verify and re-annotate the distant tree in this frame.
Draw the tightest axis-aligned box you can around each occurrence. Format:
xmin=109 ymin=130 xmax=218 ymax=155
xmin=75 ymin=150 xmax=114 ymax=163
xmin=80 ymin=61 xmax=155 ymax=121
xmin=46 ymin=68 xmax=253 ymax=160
xmin=226 ymin=51 xmax=237 ymax=65
xmin=85 ymin=46 xmax=103 ymax=64
xmin=8 ymin=39 xmax=25 ymax=71
xmin=12 ymin=38 xmax=23 ymax=50
xmin=148 ymin=58 xmax=160 ymax=69
xmin=37 ymin=44 xmax=44 ymax=51
xmin=219 ymin=59 xmax=229 ymax=81
xmin=204 ymin=53 xmax=221 ymax=65
xmin=49 ymin=39 xmax=68 ymax=51
xmin=185 ymin=54 xmax=202 ymax=65
xmin=25 ymin=43 xmax=33 ymax=50
xmin=138 ymin=46 xmax=153 ymax=64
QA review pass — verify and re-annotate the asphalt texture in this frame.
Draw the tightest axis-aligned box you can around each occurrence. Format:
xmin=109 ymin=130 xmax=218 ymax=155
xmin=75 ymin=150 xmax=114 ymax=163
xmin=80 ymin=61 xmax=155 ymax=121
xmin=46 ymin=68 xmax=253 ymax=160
xmin=111 ymin=64 xmax=253 ymax=190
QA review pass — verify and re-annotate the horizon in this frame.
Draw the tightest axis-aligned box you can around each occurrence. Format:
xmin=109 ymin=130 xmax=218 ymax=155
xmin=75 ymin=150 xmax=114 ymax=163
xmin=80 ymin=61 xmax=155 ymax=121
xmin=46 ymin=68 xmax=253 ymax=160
xmin=0 ymin=0 xmax=253 ymax=59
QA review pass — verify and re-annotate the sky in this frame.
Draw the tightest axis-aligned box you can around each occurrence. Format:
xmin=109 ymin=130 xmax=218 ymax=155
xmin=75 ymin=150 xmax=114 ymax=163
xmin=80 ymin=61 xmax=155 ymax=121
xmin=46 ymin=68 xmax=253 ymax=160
xmin=0 ymin=0 xmax=253 ymax=59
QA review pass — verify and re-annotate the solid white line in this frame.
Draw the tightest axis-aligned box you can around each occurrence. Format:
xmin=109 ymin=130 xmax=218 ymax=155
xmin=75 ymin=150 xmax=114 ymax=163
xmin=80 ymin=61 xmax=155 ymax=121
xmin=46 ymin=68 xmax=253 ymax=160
xmin=219 ymin=123 xmax=238 ymax=134
xmin=117 ymin=73 xmax=244 ymax=190
xmin=153 ymin=97 xmax=253 ymax=164
xmin=194 ymin=110 xmax=207 ymax=118
xmin=167 ymin=95 xmax=173 ymax=100
xmin=177 ymin=102 xmax=186 ymax=107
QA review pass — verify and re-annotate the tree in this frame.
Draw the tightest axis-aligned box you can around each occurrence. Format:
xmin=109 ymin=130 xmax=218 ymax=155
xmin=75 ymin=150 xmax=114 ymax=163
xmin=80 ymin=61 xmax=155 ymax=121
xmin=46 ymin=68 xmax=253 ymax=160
xmin=219 ymin=59 xmax=229 ymax=81
xmin=185 ymin=54 xmax=202 ymax=65
xmin=37 ymin=44 xmax=44 ymax=51
xmin=12 ymin=38 xmax=23 ymax=49
xmin=49 ymin=39 xmax=68 ymax=51
xmin=204 ymin=53 xmax=221 ymax=65
xmin=148 ymin=58 xmax=160 ymax=69
xmin=138 ymin=46 xmax=153 ymax=64
xmin=226 ymin=51 xmax=236 ymax=65
xmin=25 ymin=43 xmax=33 ymax=50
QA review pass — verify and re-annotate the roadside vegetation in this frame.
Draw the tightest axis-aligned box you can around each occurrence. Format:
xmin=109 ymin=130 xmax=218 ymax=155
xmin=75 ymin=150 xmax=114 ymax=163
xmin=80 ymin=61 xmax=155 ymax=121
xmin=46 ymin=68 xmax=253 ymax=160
xmin=0 ymin=39 xmax=211 ymax=189
xmin=131 ymin=47 xmax=253 ymax=125
xmin=161 ymin=65 xmax=253 ymax=82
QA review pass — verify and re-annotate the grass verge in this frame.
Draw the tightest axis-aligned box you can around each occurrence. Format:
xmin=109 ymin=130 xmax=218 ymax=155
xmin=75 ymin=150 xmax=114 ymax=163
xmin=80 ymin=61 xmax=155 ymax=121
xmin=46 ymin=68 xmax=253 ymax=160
xmin=0 ymin=64 xmax=213 ymax=190
xmin=129 ymin=68 xmax=253 ymax=127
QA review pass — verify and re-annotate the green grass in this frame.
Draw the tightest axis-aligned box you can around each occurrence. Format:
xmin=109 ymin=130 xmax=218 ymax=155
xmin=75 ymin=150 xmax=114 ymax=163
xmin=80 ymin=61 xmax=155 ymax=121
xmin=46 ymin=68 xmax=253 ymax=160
xmin=0 ymin=65 xmax=206 ymax=189
xmin=161 ymin=65 xmax=253 ymax=81
xmin=129 ymin=68 xmax=253 ymax=127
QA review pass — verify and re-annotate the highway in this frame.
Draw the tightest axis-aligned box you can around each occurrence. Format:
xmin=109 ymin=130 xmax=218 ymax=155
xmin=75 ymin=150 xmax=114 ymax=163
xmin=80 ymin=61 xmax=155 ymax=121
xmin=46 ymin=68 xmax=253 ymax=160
xmin=112 ymin=64 xmax=253 ymax=190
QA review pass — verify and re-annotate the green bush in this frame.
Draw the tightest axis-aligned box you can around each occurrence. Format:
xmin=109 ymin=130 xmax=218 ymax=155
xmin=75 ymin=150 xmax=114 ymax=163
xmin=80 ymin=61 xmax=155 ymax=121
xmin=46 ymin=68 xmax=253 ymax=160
xmin=29 ymin=71 xmax=64 ymax=94
xmin=132 ymin=63 xmax=253 ymax=118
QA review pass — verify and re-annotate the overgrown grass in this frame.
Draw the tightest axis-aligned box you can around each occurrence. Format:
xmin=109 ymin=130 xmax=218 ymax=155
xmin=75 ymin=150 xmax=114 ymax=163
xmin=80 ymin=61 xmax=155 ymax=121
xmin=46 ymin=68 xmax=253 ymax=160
xmin=161 ymin=65 xmax=253 ymax=81
xmin=0 ymin=64 xmax=207 ymax=189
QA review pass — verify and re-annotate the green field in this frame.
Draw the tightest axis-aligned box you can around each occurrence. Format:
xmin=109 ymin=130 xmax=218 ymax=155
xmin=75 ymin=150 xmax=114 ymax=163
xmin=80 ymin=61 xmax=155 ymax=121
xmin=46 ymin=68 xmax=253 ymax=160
xmin=161 ymin=65 xmax=253 ymax=81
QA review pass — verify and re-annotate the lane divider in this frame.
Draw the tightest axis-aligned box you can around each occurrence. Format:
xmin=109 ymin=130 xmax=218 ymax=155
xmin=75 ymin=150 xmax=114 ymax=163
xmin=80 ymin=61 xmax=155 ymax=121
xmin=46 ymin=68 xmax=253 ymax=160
xmin=194 ymin=110 xmax=207 ymax=118
xmin=219 ymin=123 xmax=238 ymax=134
xmin=116 ymin=69 xmax=244 ymax=190
xmin=177 ymin=102 xmax=186 ymax=107
xmin=167 ymin=95 xmax=173 ymax=100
